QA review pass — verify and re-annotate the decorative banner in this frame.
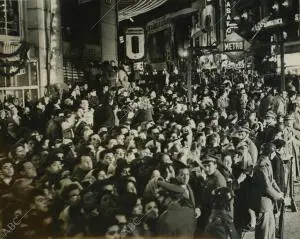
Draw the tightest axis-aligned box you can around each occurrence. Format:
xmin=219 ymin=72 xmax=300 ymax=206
xmin=199 ymin=54 xmax=217 ymax=69
xmin=119 ymin=0 xmax=168 ymax=22
xmin=200 ymin=0 xmax=217 ymax=47
xmin=133 ymin=61 xmax=144 ymax=71
xmin=126 ymin=27 xmax=145 ymax=60
xmin=0 ymin=41 xmax=30 ymax=77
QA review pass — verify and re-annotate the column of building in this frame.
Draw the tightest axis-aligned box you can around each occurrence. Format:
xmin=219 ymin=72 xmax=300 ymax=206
xmin=100 ymin=0 xmax=118 ymax=62
xmin=25 ymin=0 xmax=63 ymax=96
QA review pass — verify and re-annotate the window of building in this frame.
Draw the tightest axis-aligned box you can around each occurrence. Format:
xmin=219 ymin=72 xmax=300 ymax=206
xmin=0 ymin=61 xmax=39 ymax=105
xmin=149 ymin=28 xmax=171 ymax=63
xmin=0 ymin=0 xmax=20 ymax=37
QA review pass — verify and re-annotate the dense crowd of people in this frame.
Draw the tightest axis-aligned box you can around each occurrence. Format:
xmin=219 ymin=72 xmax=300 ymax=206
xmin=0 ymin=62 xmax=299 ymax=239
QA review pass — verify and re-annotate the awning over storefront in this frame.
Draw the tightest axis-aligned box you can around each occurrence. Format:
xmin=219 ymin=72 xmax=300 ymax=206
xmin=118 ymin=0 xmax=169 ymax=22
xmin=146 ymin=8 xmax=198 ymax=33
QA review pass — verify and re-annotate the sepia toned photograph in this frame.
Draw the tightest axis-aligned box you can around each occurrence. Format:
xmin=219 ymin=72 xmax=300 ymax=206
xmin=0 ymin=0 xmax=299 ymax=238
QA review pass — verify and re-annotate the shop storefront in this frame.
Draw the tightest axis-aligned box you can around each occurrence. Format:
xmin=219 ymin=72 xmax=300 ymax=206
xmin=0 ymin=60 xmax=40 ymax=104
xmin=0 ymin=0 xmax=41 ymax=104
xmin=145 ymin=8 xmax=197 ymax=70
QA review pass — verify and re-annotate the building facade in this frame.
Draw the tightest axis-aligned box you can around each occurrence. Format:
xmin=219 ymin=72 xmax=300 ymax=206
xmin=0 ymin=0 xmax=64 ymax=103
xmin=0 ymin=0 xmax=118 ymax=103
xmin=61 ymin=0 xmax=118 ymax=84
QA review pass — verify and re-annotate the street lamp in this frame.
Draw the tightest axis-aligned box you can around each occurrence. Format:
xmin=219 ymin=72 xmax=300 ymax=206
xmin=282 ymin=0 xmax=289 ymax=7
xmin=178 ymin=47 xmax=192 ymax=108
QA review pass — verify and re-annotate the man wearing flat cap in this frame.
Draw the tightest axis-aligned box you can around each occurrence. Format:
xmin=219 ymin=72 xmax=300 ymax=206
xmin=257 ymin=111 xmax=277 ymax=146
xmin=199 ymin=155 xmax=227 ymax=232
xmin=157 ymin=180 xmax=196 ymax=238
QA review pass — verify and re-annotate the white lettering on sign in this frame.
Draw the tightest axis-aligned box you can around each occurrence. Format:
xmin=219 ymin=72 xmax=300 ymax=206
xmin=264 ymin=18 xmax=283 ymax=28
xmin=126 ymin=28 xmax=144 ymax=35
xmin=295 ymin=14 xmax=300 ymax=22
xmin=147 ymin=16 xmax=169 ymax=32
xmin=225 ymin=0 xmax=232 ymax=28
xmin=224 ymin=41 xmax=244 ymax=52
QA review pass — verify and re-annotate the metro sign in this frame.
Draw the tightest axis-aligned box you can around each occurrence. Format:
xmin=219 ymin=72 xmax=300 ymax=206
xmin=296 ymin=14 xmax=300 ymax=22
xmin=218 ymin=32 xmax=250 ymax=60
xmin=224 ymin=41 xmax=244 ymax=52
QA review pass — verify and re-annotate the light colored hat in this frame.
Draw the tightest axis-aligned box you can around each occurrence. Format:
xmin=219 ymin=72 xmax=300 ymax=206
xmin=265 ymin=111 xmax=276 ymax=119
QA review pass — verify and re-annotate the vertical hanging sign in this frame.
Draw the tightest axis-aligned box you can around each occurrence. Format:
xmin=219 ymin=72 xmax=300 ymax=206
xmin=225 ymin=0 xmax=238 ymax=36
xmin=126 ymin=27 xmax=145 ymax=60
xmin=225 ymin=0 xmax=232 ymax=29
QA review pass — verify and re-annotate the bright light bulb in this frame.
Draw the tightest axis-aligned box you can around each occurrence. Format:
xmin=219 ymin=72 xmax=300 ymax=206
xmin=283 ymin=31 xmax=288 ymax=39
xmin=241 ymin=12 xmax=248 ymax=19
xmin=233 ymin=16 xmax=240 ymax=22
xmin=282 ymin=0 xmax=288 ymax=7
xmin=182 ymin=50 xmax=188 ymax=58
xmin=272 ymin=3 xmax=279 ymax=11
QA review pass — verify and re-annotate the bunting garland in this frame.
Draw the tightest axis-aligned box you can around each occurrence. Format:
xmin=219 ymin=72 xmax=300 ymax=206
xmin=118 ymin=0 xmax=168 ymax=22
xmin=0 ymin=41 xmax=30 ymax=77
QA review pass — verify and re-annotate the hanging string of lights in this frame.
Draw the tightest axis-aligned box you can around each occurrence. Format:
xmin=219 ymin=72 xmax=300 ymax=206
xmin=118 ymin=0 xmax=168 ymax=22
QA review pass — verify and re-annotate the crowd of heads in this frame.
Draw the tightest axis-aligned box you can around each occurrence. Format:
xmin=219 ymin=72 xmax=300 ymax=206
xmin=0 ymin=64 xmax=299 ymax=238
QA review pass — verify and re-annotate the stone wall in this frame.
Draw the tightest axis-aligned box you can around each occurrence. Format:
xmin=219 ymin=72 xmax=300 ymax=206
xmin=100 ymin=0 xmax=118 ymax=62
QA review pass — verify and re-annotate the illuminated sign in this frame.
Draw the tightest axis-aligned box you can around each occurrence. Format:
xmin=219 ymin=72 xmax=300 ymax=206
xmin=218 ymin=32 xmax=250 ymax=60
xmin=126 ymin=27 xmax=145 ymax=60
xmin=224 ymin=41 xmax=244 ymax=52
xmin=225 ymin=0 xmax=232 ymax=28
xmin=264 ymin=18 xmax=283 ymax=28
xmin=146 ymin=16 xmax=169 ymax=33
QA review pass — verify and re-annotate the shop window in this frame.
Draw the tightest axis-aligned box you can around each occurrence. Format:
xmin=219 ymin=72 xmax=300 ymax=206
xmin=148 ymin=28 xmax=171 ymax=63
xmin=0 ymin=0 xmax=20 ymax=37
xmin=131 ymin=36 xmax=139 ymax=54
xmin=0 ymin=61 xmax=39 ymax=105
xmin=3 ymin=61 xmax=38 ymax=87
